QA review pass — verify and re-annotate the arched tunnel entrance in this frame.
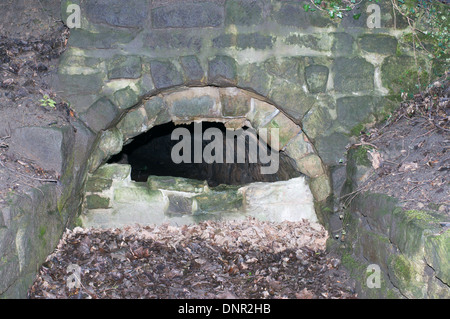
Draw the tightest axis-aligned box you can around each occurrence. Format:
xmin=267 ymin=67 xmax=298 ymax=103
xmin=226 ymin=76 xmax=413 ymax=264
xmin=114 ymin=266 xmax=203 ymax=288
xmin=108 ymin=121 xmax=300 ymax=186
xmin=81 ymin=87 xmax=331 ymax=228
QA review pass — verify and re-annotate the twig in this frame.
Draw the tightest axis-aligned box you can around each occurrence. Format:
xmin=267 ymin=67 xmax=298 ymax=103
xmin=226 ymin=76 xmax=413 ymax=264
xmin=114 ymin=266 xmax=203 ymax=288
xmin=0 ymin=160 xmax=58 ymax=183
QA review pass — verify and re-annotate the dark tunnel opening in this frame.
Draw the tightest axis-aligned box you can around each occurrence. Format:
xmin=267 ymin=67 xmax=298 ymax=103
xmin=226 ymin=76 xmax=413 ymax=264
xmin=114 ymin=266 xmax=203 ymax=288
xmin=108 ymin=121 xmax=300 ymax=187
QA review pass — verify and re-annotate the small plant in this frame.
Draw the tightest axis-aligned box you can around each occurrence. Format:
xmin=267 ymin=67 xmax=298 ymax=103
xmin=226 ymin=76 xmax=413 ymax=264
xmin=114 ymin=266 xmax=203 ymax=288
xmin=40 ymin=94 xmax=56 ymax=108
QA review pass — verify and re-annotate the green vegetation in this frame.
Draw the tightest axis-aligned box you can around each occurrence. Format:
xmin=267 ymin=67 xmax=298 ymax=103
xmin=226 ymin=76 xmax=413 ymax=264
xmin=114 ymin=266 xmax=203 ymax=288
xmin=305 ymin=0 xmax=449 ymax=79
xmin=303 ymin=0 xmax=373 ymax=19
xmin=40 ymin=94 xmax=56 ymax=108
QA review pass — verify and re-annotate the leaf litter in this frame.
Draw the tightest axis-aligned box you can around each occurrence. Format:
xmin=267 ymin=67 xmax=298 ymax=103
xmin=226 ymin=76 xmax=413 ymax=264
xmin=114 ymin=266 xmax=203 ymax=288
xmin=28 ymin=218 xmax=357 ymax=299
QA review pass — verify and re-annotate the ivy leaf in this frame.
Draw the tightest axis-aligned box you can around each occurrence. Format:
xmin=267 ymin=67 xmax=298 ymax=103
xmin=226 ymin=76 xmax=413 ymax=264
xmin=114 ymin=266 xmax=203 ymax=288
xmin=303 ymin=4 xmax=310 ymax=12
xmin=353 ymin=13 xmax=361 ymax=20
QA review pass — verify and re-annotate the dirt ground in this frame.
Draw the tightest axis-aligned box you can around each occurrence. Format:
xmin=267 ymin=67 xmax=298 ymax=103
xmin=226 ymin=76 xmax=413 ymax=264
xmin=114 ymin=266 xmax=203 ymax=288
xmin=344 ymin=78 xmax=450 ymax=218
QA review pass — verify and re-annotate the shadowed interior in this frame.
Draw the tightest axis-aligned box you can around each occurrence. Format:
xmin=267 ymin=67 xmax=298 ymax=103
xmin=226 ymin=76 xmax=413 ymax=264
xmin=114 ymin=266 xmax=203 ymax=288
xmin=108 ymin=121 xmax=300 ymax=186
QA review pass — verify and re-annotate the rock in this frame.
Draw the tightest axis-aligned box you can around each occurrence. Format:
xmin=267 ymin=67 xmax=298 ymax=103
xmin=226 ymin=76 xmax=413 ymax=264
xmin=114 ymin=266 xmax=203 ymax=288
xmin=305 ymin=65 xmax=329 ymax=93
xmin=336 ymin=96 xmax=374 ymax=132
xmin=151 ymin=3 xmax=224 ymax=28
xmin=86 ymin=195 xmax=111 ymax=209
xmin=85 ymin=0 xmax=148 ymax=28
xmin=225 ymin=0 xmax=262 ymax=26
xmin=208 ymin=56 xmax=237 ymax=85
xmin=333 ymin=57 xmax=374 ymax=93
xmin=148 ymin=176 xmax=208 ymax=193
xmin=149 ymin=60 xmax=184 ymax=89
xmin=107 ymin=55 xmax=142 ymax=80
xmin=240 ymin=177 xmax=317 ymax=222
xmin=359 ymin=34 xmax=398 ymax=55
xmin=237 ymin=33 xmax=274 ymax=50
xmin=309 ymin=175 xmax=332 ymax=202
xmin=180 ymin=55 xmax=205 ymax=83
xmin=81 ymin=97 xmax=119 ymax=133
xmin=9 ymin=126 xmax=72 ymax=175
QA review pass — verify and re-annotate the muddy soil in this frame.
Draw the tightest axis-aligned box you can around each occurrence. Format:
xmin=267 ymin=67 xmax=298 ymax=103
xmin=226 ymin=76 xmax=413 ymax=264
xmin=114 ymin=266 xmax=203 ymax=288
xmin=347 ymin=77 xmax=450 ymax=218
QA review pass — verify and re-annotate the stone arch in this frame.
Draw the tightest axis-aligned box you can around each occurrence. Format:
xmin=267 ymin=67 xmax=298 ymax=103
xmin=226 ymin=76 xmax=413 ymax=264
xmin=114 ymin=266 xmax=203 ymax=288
xmin=86 ymin=86 xmax=331 ymax=203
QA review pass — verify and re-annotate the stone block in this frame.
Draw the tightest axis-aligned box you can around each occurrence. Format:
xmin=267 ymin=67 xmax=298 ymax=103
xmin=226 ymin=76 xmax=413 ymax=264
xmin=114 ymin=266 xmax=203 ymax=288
xmin=359 ymin=34 xmax=398 ymax=55
xmin=117 ymin=107 xmax=148 ymax=140
xmin=332 ymin=32 xmax=354 ymax=56
xmin=336 ymin=96 xmax=374 ymax=131
xmin=225 ymin=0 xmax=262 ymax=26
xmin=315 ymin=132 xmax=349 ymax=166
xmin=86 ymin=0 xmax=148 ymax=28
xmin=68 ymin=28 xmax=138 ymax=49
xmin=57 ymin=72 xmax=104 ymax=96
xmin=113 ymin=86 xmax=140 ymax=111
xmin=293 ymin=154 xmax=325 ymax=178
xmin=180 ymin=55 xmax=205 ymax=83
xmin=212 ymin=34 xmax=234 ymax=48
xmin=165 ymin=87 xmax=221 ymax=120
xmin=164 ymin=193 xmax=194 ymax=216
xmin=81 ymin=97 xmax=119 ymax=133
xmin=305 ymin=65 xmax=329 ymax=93
xmin=381 ymin=55 xmax=422 ymax=95
xmin=85 ymin=177 xmax=113 ymax=193
xmin=107 ymin=55 xmax=142 ymax=80
xmin=309 ymin=174 xmax=332 ymax=202
xmin=220 ymin=87 xmax=251 ymax=117
xmin=301 ymin=97 xmax=334 ymax=140
xmin=283 ymin=132 xmax=315 ymax=161
xmin=284 ymin=34 xmax=333 ymax=52
xmin=152 ymin=3 xmax=224 ymax=28
xmin=144 ymin=31 xmax=203 ymax=52
xmin=148 ymin=175 xmax=208 ymax=193
xmin=333 ymin=57 xmax=374 ymax=93
xmin=246 ymin=98 xmax=279 ymax=129
xmin=143 ymin=96 xmax=171 ymax=126
xmin=98 ymin=128 xmax=123 ymax=160
xmin=264 ymin=57 xmax=304 ymax=84
xmin=260 ymin=112 xmax=302 ymax=150
xmin=237 ymin=63 xmax=272 ymax=97
xmin=9 ymin=126 xmax=71 ymax=175
xmin=94 ymin=164 xmax=131 ymax=181
xmin=268 ymin=80 xmax=314 ymax=121
xmin=275 ymin=2 xmax=333 ymax=28
xmin=150 ymin=60 xmax=184 ymax=89
xmin=208 ymin=56 xmax=237 ymax=85
xmin=193 ymin=187 xmax=243 ymax=214
xmin=114 ymin=186 xmax=159 ymax=203
xmin=86 ymin=195 xmax=111 ymax=209
xmin=237 ymin=33 xmax=274 ymax=50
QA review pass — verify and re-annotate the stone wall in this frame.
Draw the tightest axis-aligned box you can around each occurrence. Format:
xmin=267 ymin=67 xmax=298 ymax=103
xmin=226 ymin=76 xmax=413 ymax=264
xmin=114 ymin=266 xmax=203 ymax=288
xmin=82 ymin=164 xmax=316 ymax=228
xmin=0 ymin=0 xmax=441 ymax=298
xmin=339 ymin=146 xmax=449 ymax=298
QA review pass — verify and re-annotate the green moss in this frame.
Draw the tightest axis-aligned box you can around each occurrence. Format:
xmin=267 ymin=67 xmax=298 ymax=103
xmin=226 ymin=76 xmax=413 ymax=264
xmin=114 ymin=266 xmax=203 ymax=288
xmin=391 ymin=254 xmax=412 ymax=283
xmin=404 ymin=209 xmax=439 ymax=226
xmin=73 ymin=216 xmax=84 ymax=228
xmin=350 ymin=145 xmax=373 ymax=167
xmin=349 ymin=123 xmax=365 ymax=137
xmin=38 ymin=226 xmax=47 ymax=240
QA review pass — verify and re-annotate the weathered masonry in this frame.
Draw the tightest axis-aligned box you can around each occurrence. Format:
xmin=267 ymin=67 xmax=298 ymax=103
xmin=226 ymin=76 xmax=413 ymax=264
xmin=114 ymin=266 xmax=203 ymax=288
xmin=0 ymin=0 xmax=447 ymax=298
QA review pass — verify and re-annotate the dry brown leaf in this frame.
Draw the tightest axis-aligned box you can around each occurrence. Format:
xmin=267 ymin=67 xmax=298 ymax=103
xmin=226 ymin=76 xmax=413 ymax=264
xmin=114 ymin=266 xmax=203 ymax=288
xmin=368 ymin=149 xmax=382 ymax=170
xmin=295 ymin=288 xmax=315 ymax=299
